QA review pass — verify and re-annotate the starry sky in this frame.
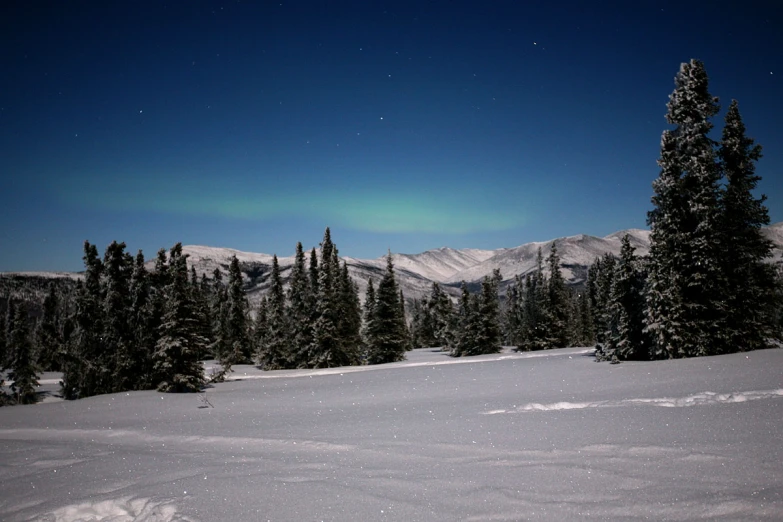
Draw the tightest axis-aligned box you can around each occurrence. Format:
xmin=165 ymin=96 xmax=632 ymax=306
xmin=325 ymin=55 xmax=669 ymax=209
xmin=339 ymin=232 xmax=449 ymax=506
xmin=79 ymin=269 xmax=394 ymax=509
xmin=2 ymin=1 xmax=781 ymax=272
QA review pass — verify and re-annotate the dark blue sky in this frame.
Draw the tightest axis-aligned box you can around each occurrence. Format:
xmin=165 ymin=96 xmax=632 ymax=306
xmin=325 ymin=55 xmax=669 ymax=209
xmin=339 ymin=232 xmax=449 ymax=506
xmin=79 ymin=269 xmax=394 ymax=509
xmin=2 ymin=1 xmax=781 ymax=272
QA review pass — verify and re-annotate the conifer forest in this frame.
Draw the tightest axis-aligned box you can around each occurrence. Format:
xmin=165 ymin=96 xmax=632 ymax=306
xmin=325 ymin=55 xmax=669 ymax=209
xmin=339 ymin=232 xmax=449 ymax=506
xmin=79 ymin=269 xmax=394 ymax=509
xmin=1 ymin=60 xmax=781 ymax=406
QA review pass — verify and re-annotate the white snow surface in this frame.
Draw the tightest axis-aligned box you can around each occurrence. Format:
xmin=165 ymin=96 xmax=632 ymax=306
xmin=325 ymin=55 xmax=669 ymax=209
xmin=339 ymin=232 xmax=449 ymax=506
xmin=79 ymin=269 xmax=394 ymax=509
xmin=2 ymin=347 xmax=782 ymax=521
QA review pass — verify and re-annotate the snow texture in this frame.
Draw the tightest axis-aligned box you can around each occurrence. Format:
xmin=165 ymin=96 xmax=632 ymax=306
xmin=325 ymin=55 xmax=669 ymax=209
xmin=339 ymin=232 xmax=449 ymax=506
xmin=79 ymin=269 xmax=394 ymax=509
xmin=1 ymin=347 xmax=782 ymax=521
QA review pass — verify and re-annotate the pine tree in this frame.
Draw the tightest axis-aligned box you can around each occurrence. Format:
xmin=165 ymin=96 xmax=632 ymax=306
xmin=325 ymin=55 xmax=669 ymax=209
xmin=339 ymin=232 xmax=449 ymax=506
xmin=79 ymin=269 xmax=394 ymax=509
xmin=153 ymin=244 xmax=206 ymax=393
xmin=209 ymin=268 xmax=229 ymax=363
xmin=128 ymin=250 xmax=155 ymax=390
xmin=310 ymin=228 xmax=345 ymax=368
xmin=362 ymin=279 xmax=377 ymax=359
xmin=8 ymin=305 xmax=40 ymax=404
xmin=603 ymin=236 xmax=647 ymax=361
xmin=545 ymin=243 xmax=569 ymax=348
xmin=337 ymin=261 xmax=363 ymax=362
xmin=452 ymin=282 xmax=479 ymax=357
xmin=647 ymin=59 xmax=722 ymax=358
xmin=36 ymin=283 xmax=61 ymax=372
xmin=426 ymin=282 xmax=451 ymax=349
xmin=470 ymin=271 xmax=502 ymax=355
xmin=287 ymin=242 xmax=314 ymax=367
xmin=503 ymin=275 xmax=524 ymax=346
xmin=223 ymin=255 xmax=250 ymax=371
xmin=258 ymin=255 xmax=290 ymax=369
xmin=102 ymin=241 xmax=133 ymax=393
xmin=718 ymin=100 xmax=777 ymax=350
xmin=366 ymin=253 xmax=408 ymax=364
xmin=62 ymin=241 xmax=105 ymax=399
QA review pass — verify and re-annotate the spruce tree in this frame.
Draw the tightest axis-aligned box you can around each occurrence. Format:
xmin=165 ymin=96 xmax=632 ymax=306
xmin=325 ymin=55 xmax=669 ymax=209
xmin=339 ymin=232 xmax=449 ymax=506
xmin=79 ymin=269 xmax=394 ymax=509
xmin=102 ymin=241 xmax=133 ymax=393
xmin=470 ymin=272 xmax=502 ymax=355
xmin=153 ymin=244 xmax=206 ymax=393
xmin=545 ymin=243 xmax=569 ymax=348
xmin=128 ymin=250 xmax=155 ymax=390
xmin=62 ymin=241 xmax=105 ymax=399
xmin=223 ymin=255 xmax=250 ymax=370
xmin=647 ymin=59 xmax=722 ymax=358
xmin=362 ymin=279 xmax=377 ymax=359
xmin=209 ymin=268 xmax=229 ymax=362
xmin=287 ymin=242 xmax=314 ymax=367
xmin=258 ymin=254 xmax=290 ymax=369
xmin=429 ymin=282 xmax=454 ymax=349
xmin=605 ymin=236 xmax=647 ymax=361
xmin=337 ymin=261 xmax=363 ymax=362
xmin=8 ymin=305 xmax=40 ymax=404
xmin=452 ymin=282 xmax=479 ymax=357
xmin=718 ymin=100 xmax=777 ymax=350
xmin=36 ymin=283 xmax=61 ymax=372
xmin=366 ymin=253 xmax=407 ymax=364
xmin=310 ymin=228 xmax=344 ymax=367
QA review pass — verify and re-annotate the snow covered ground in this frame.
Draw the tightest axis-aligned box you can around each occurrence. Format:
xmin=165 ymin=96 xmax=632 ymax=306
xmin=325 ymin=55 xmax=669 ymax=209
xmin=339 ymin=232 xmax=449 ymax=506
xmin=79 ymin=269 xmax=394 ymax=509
xmin=1 ymin=347 xmax=782 ymax=521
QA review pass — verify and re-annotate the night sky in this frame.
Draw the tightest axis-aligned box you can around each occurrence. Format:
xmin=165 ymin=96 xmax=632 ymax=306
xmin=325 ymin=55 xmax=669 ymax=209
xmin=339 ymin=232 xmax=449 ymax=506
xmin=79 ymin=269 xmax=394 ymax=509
xmin=2 ymin=1 xmax=781 ymax=272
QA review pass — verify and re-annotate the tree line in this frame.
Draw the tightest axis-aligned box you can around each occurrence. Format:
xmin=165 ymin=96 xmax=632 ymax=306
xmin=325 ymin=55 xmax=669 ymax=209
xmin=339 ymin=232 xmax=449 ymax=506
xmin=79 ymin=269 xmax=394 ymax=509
xmin=0 ymin=228 xmax=413 ymax=403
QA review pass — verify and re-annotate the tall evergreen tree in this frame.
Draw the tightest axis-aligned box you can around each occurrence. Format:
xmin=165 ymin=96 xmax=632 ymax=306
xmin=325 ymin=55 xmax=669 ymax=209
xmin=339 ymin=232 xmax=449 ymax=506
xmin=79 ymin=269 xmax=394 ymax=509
xmin=647 ymin=59 xmax=722 ymax=358
xmin=310 ymin=228 xmax=345 ymax=367
xmin=8 ymin=305 xmax=40 ymax=404
xmin=102 ymin=241 xmax=133 ymax=393
xmin=545 ymin=243 xmax=569 ymax=348
xmin=470 ymin=271 xmax=502 ymax=355
xmin=36 ymin=283 xmax=61 ymax=372
xmin=153 ymin=244 xmax=206 ymax=393
xmin=366 ymin=253 xmax=408 ymax=364
xmin=209 ymin=268 xmax=229 ymax=363
xmin=128 ymin=250 xmax=155 ymax=390
xmin=337 ymin=261 xmax=363 ymax=362
xmin=258 ymin=255 xmax=290 ymax=369
xmin=451 ymin=282 xmax=479 ymax=357
xmin=718 ymin=100 xmax=777 ymax=350
xmin=362 ymin=279 xmax=377 ymax=358
xmin=600 ymin=236 xmax=647 ymax=361
xmin=288 ymin=242 xmax=314 ymax=368
xmin=62 ymin=241 xmax=105 ymax=399
xmin=429 ymin=282 xmax=454 ymax=349
xmin=223 ymin=255 xmax=250 ymax=371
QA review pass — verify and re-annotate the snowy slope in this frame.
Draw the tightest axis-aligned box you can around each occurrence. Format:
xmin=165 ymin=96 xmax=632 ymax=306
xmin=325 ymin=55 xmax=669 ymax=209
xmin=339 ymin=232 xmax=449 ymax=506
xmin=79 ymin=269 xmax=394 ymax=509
xmin=1 ymin=347 xmax=782 ymax=521
xmin=445 ymin=229 xmax=652 ymax=285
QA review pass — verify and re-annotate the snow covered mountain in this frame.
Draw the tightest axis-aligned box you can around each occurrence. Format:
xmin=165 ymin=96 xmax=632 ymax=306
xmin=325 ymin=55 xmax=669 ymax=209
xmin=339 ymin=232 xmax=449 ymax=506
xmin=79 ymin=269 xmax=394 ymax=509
xmin=175 ymin=223 xmax=782 ymax=305
xmin=4 ymin=224 xmax=782 ymax=307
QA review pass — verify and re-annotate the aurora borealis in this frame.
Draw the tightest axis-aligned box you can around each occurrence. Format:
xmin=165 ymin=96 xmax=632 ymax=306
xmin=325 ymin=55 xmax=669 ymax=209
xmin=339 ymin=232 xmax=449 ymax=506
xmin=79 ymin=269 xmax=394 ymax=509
xmin=1 ymin=1 xmax=781 ymax=271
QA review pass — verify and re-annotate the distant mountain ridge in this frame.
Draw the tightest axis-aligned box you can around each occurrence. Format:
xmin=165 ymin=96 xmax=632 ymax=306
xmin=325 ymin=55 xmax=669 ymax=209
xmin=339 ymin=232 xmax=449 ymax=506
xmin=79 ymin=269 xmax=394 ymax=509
xmin=4 ymin=223 xmax=782 ymax=307
xmin=174 ymin=223 xmax=783 ymax=305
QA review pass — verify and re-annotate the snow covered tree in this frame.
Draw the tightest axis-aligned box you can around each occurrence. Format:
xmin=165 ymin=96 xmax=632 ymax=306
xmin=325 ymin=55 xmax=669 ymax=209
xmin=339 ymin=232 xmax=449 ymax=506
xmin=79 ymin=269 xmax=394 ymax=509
xmin=101 ymin=241 xmax=133 ymax=393
xmin=718 ymin=100 xmax=777 ymax=350
xmin=288 ymin=242 xmax=314 ymax=368
xmin=366 ymin=253 xmax=408 ymax=364
xmin=258 ymin=255 xmax=290 ymax=369
xmin=337 ymin=261 xmax=363 ymax=362
xmin=128 ymin=250 xmax=156 ymax=390
xmin=451 ymin=282 xmax=479 ymax=357
xmin=153 ymin=243 xmax=206 ymax=393
xmin=429 ymin=282 xmax=454 ymax=349
xmin=503 ymin=275 xmax=524 ymax=346
xmin=362 ymin=278 xmax=377 ymax=357
xmin=646 ymin=59 xmax=722 ymax=358
xmin=8 ymin=305 xmax=40 ymax=404
xmin=35 ymin=283 xmax=61 ymax=372
xmin=310 ymin=228 xmax=349 ymax=367
xmin=62 ymin=241 xmax=105 ymax=399
xmin=468 ymin=271 xmax=502 ymax=355
xmin=599 ymin=236 xmax=647 ymax=362
xmin=545 ymin=243 xmax=569 ymax=348
xmin=221 ymin=255 xmax=250 ymax=372
xmin=207 ymin=268 xmax=228 ymax=361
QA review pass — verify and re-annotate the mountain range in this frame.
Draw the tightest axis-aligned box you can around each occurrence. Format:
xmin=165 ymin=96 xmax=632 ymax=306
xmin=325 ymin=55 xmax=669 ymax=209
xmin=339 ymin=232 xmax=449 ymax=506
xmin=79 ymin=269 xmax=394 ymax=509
xmin=177 ymin=223 xmax=783 ymax=306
